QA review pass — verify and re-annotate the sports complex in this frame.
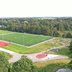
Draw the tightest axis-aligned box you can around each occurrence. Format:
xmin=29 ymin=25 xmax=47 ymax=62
xmin=0 ymin=30 xmax=71 ymax=63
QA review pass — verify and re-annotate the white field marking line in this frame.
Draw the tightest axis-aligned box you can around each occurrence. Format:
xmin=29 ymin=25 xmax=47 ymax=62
xmin=28 ymin=38 xmax=55 ymax=48
xmin=0 ymin=38 xmax=54 ymax=48
xmin=10 ymin=42 xmax=29 ymax=48
xmin=0 ymin=31 xmax=56 ymax=48
xmin=0 ymin=40 xmax=29 ymax=48
xmin=0 ymin=32 xmax=53 ymax=48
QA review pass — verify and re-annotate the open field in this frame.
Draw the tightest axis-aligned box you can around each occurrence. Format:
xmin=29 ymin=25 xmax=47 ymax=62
xmin=3 ymin=44 xmax=30 ymax=54
xmin=34 ymin=59 xmax=70 ymax=68
xmin=0 ymin=30 xmax=71 ymax=72
xmin=34 ymin=59 xmax=71 ymax=72
xmin=0 ymin=30 xmax=52 ymax=53
xmin=31 ymin=37 xmax=70 ymax=50
xmin=0 ymin=30 xmax=11 ymax=34
xmin=38 ymin=64 xmax=67 ymax=72
xmin=3 ymin=38 xmax=70 ymax=54
xmin=0 ymin=30 xmax=71 ymax=54
xmin=46 ymin=47 xmax=71 ymax=56
xmin=3 ymin=43 xmax=58 ymax=54
xmin=0 ymin=30 xmax=51 ymax=46
xmin=0 ymin=17 xmax=72 ymax=72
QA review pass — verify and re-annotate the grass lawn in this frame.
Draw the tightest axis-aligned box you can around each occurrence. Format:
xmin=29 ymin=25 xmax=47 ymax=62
xmin=0 ymin=32 xmax=51 ymax=46
xmin=3 ymin=44 xmax=53 ymax=54
xmin=0 ymin=51 xmax=11 ymax=59
xmin=34 ymin=59 xmax=70 ymax=72
xmin=37 ymin=63 xmax=68 ymax=72
xmin=31 ymin=37 xmax=69 ymax=50
xmin=0 ymin=30 xmax=11 ymax=34
xmin=0 ymin=30 xmax=70 ymax=54
xmin=34 ymin=59 xmax=70 ymax=68
xmin=2 ymin=37 xmax=70 ymax=54
xmin=3 ymin=44 xmax=31 ymax=54
xmin=3 ymin=42 xmax=62 ymax=54
xmin=46 ymin=47 xmax=71 ymax=56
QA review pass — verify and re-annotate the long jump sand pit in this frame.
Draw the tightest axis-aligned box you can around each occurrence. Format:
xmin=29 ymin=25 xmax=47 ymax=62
xmin=0 ymin=41 xmax=10 ymax=47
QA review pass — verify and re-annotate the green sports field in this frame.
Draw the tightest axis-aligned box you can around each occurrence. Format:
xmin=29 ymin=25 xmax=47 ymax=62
xmin=0 ymin=30 xmax=51 ymax=46
xmin=0 ymin=30 xmax=70 ymax=54
xmin=3 ymin=37 xmax=70 ymax=54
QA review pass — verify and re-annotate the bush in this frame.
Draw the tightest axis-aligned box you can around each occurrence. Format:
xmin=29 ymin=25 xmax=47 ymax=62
xmin=69 ymin=41 xmax=72 ymax=57
xmin=62 ymin=32 xmax=72 ymax=38
xmin=0 ymin=52 xmax=9 ymax=72
xmin=11 ymin=56 xmax=38 ymax=72
xmin=68 ymin=60 xmax=72 ymax=69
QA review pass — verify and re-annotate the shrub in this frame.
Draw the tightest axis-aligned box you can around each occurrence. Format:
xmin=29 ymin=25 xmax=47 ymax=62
xmin=11 ymin=56 xmax=38 ymax=72
xmin=0 ymin=52 xmax=9 ymax=72
xmin=62 ymin=32 xmax=72 ymax=38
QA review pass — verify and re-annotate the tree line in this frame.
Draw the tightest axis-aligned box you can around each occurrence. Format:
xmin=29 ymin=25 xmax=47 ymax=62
xmin=0 ymin=17 xmax=72 ymax=37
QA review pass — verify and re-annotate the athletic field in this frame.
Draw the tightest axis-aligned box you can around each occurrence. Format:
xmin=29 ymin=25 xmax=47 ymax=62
xmin=0 ymin=30 xmax=70 ymax=54
xmin=0 ymin=30 xmax=51 ymax=46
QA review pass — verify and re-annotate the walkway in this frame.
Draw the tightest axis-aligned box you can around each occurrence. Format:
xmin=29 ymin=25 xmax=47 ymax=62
xmin=0 ymin=47 xmax=22 ymax=63
xmin=0 ymin=46 xmax=69 ymax=63
xmin=25 ymin=53 xmax=68 ymax=62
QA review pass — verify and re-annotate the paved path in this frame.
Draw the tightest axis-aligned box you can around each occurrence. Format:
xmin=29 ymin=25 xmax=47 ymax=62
xmin=0 ymin=47 xmax=22 ymax=63
xmin=0 ymin=37 xmax=70 ymax=63
xmin=0 ymin=32 xmax=71 ymax=63
xmin=0 ymin=40 xmax=28 ymax=48
xmin=25 ymin=53 xmax=68 ymax=62
xmin=0 ymin=46 xmax=69 ymax=63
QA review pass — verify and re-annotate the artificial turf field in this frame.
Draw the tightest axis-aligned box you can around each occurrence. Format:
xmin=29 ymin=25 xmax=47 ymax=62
xmin=0 ymin=30 xmax=70 ymax=54
xmin=0 ymin=30 xmax=51 ymax=46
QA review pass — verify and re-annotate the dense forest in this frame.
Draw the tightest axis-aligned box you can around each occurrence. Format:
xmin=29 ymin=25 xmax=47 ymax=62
xmin=0 ymin=17 xmax=72 ymax=37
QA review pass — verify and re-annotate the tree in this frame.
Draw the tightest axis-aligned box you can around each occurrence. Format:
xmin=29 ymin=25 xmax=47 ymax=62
xmin=0 ymin=18 xmax=72 ymax=37
xmin=68 ymin=41 xmax=72 ymax=69
xmin=0 ymin=52 xmax=9 ymax=72
xmin=66 ymin=32 xmax=72 ymax=38
xmin=62 ymin=32 xmax=72 ymax=38
xmin=68 ymin=60 xmax=72 ymax=69
xmin=53 ymin=28 xmax=60 ymax=37
xmin=12 ymin=56 xmax=38 ymax=72
xmin=69 ymin=41 xmax=72 ymax=55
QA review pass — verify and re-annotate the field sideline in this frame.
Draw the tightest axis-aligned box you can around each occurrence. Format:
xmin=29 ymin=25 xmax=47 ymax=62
xmin=0 ymin=30 xmax=52 ymax=46
xmin=0 ymin=30 xmax=70 ymax=54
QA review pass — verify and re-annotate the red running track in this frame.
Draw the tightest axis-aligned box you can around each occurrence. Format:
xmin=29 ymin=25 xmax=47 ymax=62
xmin=36 ymin=53 xmax=48 ymax=59
xmin=0 ymin=41 xmax=10 ymax=47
